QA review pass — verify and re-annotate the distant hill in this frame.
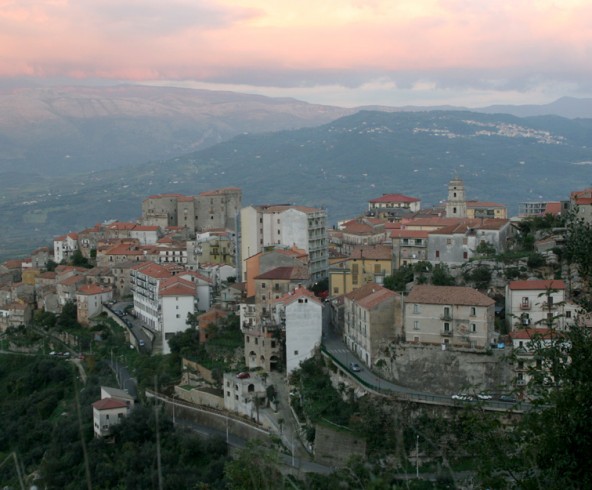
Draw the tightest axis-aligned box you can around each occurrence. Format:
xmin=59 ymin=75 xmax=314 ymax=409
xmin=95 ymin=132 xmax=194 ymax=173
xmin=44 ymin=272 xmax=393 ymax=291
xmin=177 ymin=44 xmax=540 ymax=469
xmin=2 ymin=109 xmax=592 ymax=260
xmin=0 ymin=84 xmax=353 ymax=176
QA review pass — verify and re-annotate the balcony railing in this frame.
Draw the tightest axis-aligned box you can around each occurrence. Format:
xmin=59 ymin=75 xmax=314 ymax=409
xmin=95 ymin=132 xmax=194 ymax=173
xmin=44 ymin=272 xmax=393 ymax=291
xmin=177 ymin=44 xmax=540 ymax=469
xmin=440 ymin=313 xmax=453 ymax=321
xmin=520 ymin=301 xmax=531 ymax=310
xmin=441 ymin=329 xmax=453 ymax=337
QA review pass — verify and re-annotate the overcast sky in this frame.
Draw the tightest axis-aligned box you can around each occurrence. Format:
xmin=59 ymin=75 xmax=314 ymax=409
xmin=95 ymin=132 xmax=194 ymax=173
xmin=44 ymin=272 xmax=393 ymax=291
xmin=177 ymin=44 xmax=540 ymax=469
xmin=2 ymin=0 xmax=591 ymax=107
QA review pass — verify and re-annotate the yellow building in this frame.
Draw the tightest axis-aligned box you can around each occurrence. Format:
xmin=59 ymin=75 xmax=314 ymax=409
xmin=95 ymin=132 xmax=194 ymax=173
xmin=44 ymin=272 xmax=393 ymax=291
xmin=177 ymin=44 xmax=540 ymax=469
xmin=329 ymin=245 xmax=392 ymax=296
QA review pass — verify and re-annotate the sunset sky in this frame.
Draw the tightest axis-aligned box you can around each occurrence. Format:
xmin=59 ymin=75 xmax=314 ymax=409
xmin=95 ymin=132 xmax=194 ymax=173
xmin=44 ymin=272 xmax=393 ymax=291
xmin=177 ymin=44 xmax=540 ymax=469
xmin=2 ymin=0 xmax=591 ymax=107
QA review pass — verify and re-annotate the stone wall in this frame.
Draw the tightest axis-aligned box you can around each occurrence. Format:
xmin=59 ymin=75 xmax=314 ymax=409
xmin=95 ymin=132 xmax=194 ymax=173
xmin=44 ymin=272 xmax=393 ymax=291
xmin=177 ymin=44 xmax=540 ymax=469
xmin=314 ymin=424 xmax=366 ymax=468
xmin=380 ymin=343 xmax=512 ymax=395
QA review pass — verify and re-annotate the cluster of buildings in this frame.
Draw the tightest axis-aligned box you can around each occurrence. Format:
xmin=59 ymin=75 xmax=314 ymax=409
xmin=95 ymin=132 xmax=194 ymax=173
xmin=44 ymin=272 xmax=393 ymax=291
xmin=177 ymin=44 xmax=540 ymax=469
xmin=1 ymin=179 xmax=591 ymax=408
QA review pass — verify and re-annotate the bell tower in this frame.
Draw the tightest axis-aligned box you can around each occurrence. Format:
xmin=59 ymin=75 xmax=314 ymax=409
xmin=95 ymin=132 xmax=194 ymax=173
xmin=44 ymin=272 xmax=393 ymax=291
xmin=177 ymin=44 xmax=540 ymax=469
xmin=446 ymin=177 xmax=467 ymax=218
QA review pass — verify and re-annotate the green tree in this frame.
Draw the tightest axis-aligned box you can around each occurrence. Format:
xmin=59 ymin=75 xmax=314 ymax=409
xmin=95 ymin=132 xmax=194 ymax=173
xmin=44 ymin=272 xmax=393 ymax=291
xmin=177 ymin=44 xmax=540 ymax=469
xmin=224 ymin=441 xmax=286 ymax=490
xmin=431 ymin=264 xmax=455 ymax=286
xmin=384 ymin=266 xmax=413 ymax=291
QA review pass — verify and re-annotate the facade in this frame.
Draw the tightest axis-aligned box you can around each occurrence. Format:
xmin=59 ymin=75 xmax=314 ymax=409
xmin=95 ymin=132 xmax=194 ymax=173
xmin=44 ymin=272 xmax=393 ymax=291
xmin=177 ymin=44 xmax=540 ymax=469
xmin=445 ymin=178 xmax=467 ymax=218
xmin=367 ymin=193 xmax=421 ymax=219
xmin=76 ymin=284 xmax=113 ymax=325
xmin=330 ymin=218 xmax=388 ymax=256
xmin=428 ymin=219 xmax=512 ymax=265
xmin=159 ymin=277 xmax=197 ymax=354
xmin=253 ymin=266 xmax=310 ymax=306
xmin=273 ymin=287 xmax=322 ymax=374
xmin=505 ymin=279 xmax=577 ymax=330
xmin=53 ymin=232 xmax=79 ymax=263
xmin=510 ymin=328 xmax=555 ymax=389
xmin=404 ymin=285 xmax=495 ymax=349
xmin=570 ymin=187 xmax=592 ymax=223
xmin=241 ymin=301 xmax=282 ymax=372
xmin=240 ymin=204 xmax=328 ymax=282
xmin=141 ymin=188 xmax=242 ymax=234
xmin=343 ymin=283 xmax=402 ymax=367
xmin=92 ymin=398 xmax=129 ymax=438
xmin=329 ymin=245 xmax=392 ymax=296
xmin=223 ymin=372 xmax=268 ymax=420
xmin=391 ymin=229 xmax=429 ymax=270
xmin=466 ymin=201 xmax=507 ymax=219
xmin=130 ymin=262 xmax=174 ymax=330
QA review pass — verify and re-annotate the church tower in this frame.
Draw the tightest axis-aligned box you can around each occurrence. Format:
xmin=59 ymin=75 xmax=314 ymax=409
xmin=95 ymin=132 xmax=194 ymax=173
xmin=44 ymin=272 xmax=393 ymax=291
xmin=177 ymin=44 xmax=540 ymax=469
xmin=446 ymin=177 xmax=467 ymax=218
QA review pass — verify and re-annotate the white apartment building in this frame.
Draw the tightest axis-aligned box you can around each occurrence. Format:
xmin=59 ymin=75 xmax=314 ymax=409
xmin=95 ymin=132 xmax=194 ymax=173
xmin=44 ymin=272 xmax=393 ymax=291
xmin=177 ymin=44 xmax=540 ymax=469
xmin=240 ymin=204 xmax=328 ymax=283
xmin=273 ymin=287 xmax=323 ymax=374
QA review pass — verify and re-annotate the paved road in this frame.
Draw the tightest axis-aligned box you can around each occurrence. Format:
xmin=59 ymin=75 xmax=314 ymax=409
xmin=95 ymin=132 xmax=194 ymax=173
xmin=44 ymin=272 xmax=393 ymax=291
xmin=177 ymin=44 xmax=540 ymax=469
xmin=321 ymin=305 xmax=527 ymax=411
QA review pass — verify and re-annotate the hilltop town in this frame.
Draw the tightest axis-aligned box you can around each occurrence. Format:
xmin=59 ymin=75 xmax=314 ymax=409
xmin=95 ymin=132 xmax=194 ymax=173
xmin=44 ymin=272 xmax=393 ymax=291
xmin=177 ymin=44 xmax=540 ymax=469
xmin=1 ymin=179 xmax=592 ymax=485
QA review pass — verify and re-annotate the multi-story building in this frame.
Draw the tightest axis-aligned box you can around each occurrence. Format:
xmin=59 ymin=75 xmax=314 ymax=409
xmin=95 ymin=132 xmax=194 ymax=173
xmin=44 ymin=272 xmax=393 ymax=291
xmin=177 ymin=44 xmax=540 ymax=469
xmin=92 ymin=398 xmax=130 ymax=438
xmin=570 ymin=187 xmax=592 ymax=223
xmin=240 ymin=301 xmax=283 ymax=372
xmin=404 ymin=285 xmax=495 ymax=349
xmin=466 ymin=201 xmax=507 ymax=219
xmin=141 ymin=188 xmax=242 ymax=234
xmin=505 ymin=279 xmax=578 ymax=330
xmin=130 ymin=262 xmax=174 ymax=330
xmin=329 ymin=245 xmax=392 ymax=296
xmin=445 ymin=178 xmax=467 ymax=218
xmin=76 ymin=284 xmax=113 ymax=325
xmin=391 ymin=229 xmax=429 ymax=270
xmin=367 ymin=193 xmax=421 ymax=220
xmin=53 ymin=232 xmax=79 ymax=263
xmin=330 ymin=217 xmax=388 ymax=256
xmin=427 ymin=218 xmax=512 ymax=265
xmin=272 ymin=287 xmax=323 ymax=374
xmin=343 ymin=282 xmax=402 ymax=367
xmin=159 ymin=276 xmax=198 ymax=354
xmin=240 ymin=204 xmax=328 ymax=282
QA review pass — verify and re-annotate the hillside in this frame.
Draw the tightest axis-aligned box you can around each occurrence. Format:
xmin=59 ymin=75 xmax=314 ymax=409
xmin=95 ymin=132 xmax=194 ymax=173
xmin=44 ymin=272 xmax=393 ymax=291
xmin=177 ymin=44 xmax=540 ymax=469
xmin=2 ymin=109 xmax=592 ymax=260
xmin=0 ymin=84 xmax=352 ymax=176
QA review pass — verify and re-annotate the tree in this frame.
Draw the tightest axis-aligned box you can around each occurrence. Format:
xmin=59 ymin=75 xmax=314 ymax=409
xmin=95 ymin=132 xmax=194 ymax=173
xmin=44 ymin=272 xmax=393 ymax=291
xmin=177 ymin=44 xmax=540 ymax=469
xmin=431 ymin=264 xmax=455 ymax=286
xmin=384 ymin=266 xmax=413 ymax=292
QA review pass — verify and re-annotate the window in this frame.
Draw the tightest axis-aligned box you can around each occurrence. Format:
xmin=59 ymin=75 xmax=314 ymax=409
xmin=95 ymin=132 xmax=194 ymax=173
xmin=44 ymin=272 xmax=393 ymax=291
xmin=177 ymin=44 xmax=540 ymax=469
xmin=246 ymin=336 xmax=250 ymax=343
xmin=436 ymin=250 xmax=440 ymax=258
xmin=443 ymin=322 xmax=450 ymax=332
xmin=413 ymin=321 xmax=419 ymax=330
xmin=294 ymin=350 xmax=299 ymax=355
xmin=176 ymin=314 xmax=180 ymax=318
xmin=470 ymin=307 xmax=476 ymax=316
xmin=444 ymin=306 xmax=450 ymax=317
xmin=374 ymin=264 xmax=381 ymax=273
xmin=447 ymin=238 xmax=452 ymax=245
xmin=566 ymin=310 xmax=572 ymax=318
xmin=471 ymin=323 xmax=476 ymax=333
xmin=463 ymin=252 xmax=468 ymax=259
xmin=255 ymin=338 xmax=258 ymax=345
xmin=413 ymin=304 xmax=420 ymax=314
xmin=271 ymin=341 xmax=276 ymax=348
xmin=261 ymin=282 xmax=266 ymax=288
xmin=235 ymin=395 xmax=238 ymax=400
xmin=333 ymin=287 xmax=339 ymax=294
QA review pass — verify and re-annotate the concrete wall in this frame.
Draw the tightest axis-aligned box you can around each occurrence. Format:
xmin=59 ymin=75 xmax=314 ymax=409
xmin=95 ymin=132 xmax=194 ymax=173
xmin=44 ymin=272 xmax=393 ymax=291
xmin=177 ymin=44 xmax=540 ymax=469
xmin=314 ymin=424 xmax=367 ymax=468
xmin=380 ymin=343 xmax=512 ymax=395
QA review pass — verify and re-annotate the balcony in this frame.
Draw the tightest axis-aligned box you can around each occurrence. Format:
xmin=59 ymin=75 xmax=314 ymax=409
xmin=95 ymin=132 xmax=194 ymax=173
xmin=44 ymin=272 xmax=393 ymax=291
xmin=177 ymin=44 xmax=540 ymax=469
xmin=520 ymin=301 xmax=531 ymax=310
xmin=441 ymin=329 xmax=453 ymax=337
xmin=440 ymin=313 xmax=453 ymax=321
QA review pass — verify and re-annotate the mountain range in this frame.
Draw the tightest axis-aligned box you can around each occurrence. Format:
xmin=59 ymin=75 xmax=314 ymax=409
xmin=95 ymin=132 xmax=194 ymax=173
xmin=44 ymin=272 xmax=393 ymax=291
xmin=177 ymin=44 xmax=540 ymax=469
xmin=1 ymin=84 xmax=592 ymax=260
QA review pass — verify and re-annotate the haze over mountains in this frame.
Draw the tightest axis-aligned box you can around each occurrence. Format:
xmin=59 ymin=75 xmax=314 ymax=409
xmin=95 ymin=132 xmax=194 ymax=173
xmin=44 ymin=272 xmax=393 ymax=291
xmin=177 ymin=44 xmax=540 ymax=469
xmin=1 ymin=83 xmax=592 ymax=260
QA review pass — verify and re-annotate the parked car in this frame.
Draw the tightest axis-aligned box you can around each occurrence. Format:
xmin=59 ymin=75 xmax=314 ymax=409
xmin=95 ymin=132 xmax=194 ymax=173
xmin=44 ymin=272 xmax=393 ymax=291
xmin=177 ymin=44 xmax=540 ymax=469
xmin=499 ymin=395 xmax=517 ymax=403
xmin=236 ymin=372 xmax=250 ymax=379
xmin=451 ymin=393 xmax=473 ymax=401
xmin=349 ymin=362 xmax=362 ymax=372
xmin=477 ymin=393 xmax=493 ymax=400
xmin=139 ymin=339 xmax=145 ymax=347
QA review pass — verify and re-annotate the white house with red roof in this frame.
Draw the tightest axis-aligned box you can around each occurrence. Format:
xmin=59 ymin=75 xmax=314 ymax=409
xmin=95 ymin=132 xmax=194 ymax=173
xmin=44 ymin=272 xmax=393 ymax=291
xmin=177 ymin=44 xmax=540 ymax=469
xmin=92 ymin=398 xmax=130 ymax=438
xmin=405 ymin=285 xmax=495 ymax=349
xmin=273 ymin=287 xmax=323 ymax=373
xmin=76 ymin=284 xmax=113 ymax=325
xmin=509 ymin=328 xmax=557 ymax=388
xmin=53 ymin=232 xmax=79 ymax=263
xmin=159 ymin=276 xmax=198 ymax=354
xmin=367 ymin=193 xmax=421 ymax=219
xmin=505 ymin=279 xmax=577 ymax=330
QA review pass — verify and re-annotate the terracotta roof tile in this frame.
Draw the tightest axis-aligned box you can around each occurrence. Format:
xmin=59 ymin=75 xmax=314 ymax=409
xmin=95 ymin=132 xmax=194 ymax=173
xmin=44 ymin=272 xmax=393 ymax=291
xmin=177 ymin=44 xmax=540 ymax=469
xmin=92 ymin=398 xmax=129 ymax=410
xmin=369 ymin=193 xmax=420 ymax=204
xmin=406 ymin=285 xmax=494 ymax=307
xmin=508 ymin=280 xmax=565 ymax=291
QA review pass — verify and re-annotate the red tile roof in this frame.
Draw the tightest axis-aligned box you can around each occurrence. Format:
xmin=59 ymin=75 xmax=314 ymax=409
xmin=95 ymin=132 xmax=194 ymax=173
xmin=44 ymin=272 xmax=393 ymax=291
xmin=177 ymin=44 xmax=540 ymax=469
xmin=369 ymin=193 xmax=420 ymax=204
xmin=78 ymin=284 xmax=112 ymax=295
xmin=508 ymin=280 xmax=565 ymax=291
xmin=509 ymin=328 xmax=554 ymax=340
xmin=159 ymin=277 xmax=196 ymax=296
xmin=254 ymin=266 xmax=310 ymax=281
xmin=406 ymin=285 xmax=494 ymax=307
xmin=275 ymin=286 xmax=321 ymax=306
xmin=349 ymin=245 xmax=392 ymax=260
xmin=391 ymin=229 xmax=429 ymax=239
xmin=92 ymin=398 xmax=129 ymax=410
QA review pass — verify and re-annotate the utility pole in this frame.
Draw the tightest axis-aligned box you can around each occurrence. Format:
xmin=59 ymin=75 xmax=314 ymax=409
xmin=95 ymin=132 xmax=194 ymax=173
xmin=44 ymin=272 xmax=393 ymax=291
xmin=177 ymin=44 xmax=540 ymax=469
xmin=416 ymin=435 xmax=419 ymax=478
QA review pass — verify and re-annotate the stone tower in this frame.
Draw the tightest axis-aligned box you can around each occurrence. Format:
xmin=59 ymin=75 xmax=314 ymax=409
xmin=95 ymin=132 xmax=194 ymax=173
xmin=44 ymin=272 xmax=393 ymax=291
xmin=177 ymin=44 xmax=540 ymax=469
xmin=445 ymin=177 xmax=467 ymax=218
